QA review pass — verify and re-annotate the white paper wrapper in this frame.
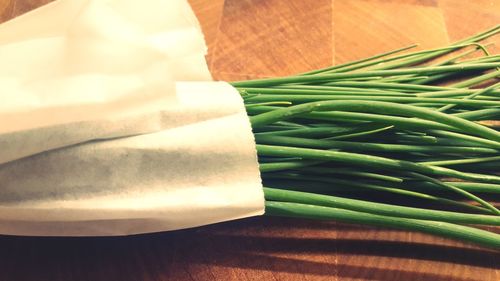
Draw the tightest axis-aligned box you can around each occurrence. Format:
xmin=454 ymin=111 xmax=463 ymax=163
xmin=0 ymin=0 xmax=265 ymax=236
xmin=0 ymin=82 xmax=264 ymax=236
xmin=0 ymin=0 xmax=212 ymax=164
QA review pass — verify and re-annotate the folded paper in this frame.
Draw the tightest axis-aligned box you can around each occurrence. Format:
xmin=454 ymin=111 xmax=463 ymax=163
xmin=0 ymin=0 xmax=212 ymax=164
xmin=0 ymin=0 xmax=264 ymax=236
xmin=0 ymin=82 xmax=264 ymax=236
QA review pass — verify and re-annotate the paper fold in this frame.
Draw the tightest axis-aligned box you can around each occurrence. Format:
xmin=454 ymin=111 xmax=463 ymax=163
xmin=0 ymin=0 xmax=212 ymax=164
xmin=0 ymin=82 xmax=264 ymax=236
xmin=0 ymin=0 xmax=265 ymax=236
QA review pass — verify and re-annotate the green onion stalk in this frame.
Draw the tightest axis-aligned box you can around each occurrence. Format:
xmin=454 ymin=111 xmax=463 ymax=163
xmin=231 ymin=25 xmax=500 ymax=249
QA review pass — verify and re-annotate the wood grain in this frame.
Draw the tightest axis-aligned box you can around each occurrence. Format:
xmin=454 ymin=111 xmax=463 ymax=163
xmin=0 ymin=0 xmax=499 ymax=280
xmin=333 ymin=0 xmax=449 ymax=64
xmin=439 ymin=0 xmax=500 ymax=53
xmin=210 ymin=0 xmax=333 ymax=81
xmin=187 ymin=0 xmax=225 ymax=63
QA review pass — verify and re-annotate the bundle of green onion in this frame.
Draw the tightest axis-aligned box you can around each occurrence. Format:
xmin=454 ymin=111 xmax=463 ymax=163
xmin=232 ymin=26 xmax=500 ymax=249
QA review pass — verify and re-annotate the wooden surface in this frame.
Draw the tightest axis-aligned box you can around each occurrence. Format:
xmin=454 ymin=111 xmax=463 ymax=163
xmin=1 ymin=0 xmax=499 ymax=280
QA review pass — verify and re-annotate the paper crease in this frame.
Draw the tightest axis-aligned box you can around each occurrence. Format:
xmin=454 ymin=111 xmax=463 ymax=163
xmin=0 ymin=0 xmax=265 ymax=236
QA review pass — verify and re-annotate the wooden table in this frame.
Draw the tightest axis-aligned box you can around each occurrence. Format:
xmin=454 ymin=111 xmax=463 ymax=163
xmin=1 ymin=0 xmax=499 ymax=280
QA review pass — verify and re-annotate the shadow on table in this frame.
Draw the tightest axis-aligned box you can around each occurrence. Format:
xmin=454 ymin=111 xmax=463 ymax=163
xmin=200 ymin=234 xmax=500 ymax=268
xmin=0 ymin=217 xmax=497 ymax=281
xmin=196 ymin=252 xmax=487 ymax=281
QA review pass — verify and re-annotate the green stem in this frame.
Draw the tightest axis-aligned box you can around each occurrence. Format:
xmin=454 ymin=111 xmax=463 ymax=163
xmin=245 ymin=94 xmax=500 ymax=107
xmin=452 ymin=108 xmax=500 ymax=121
xmin=450 ymin=69 xmax=500 ymax=88
xmin=265 ymin=200 xmax=500 ymax=249
xmin=231 ymin=63 xmax=500 ymax=87
xmin=265 ymin=173 xmax=490 ymax=214
xmin=429 ymin=130 xmax=500 ymax=149
xmin=421 ymin=156 xmax=500 ymax=166
xmin=241 ymin=87 xmax=412 ymax=96
xmin=259 ymin=160 xmax=325 ymax=172
xmin=255 ymin=135 xmax=499 ymax=154
xmin=249 ymin=100 xmax=500 ymax=142
xmin=323 ymin=81 xmax=448 ymax=92
xmin=256 ymin=144 xmax=500 ymax=184
xmin=264 ymin=188 xmax=500 ymax=225
xmin=300 ymin=44 xmax=418 ymax=75
xmin=438 ymin=81 xmax=500 ymax=112
xmin=246 ymin=106 xmax=459 ymax=133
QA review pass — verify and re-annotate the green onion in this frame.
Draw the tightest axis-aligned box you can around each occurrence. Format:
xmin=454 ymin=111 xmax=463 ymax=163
xmin=266 ymin=201 xmax=500 ymax=249
xmin=234 ymin=26 xmax=500 ymax=249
